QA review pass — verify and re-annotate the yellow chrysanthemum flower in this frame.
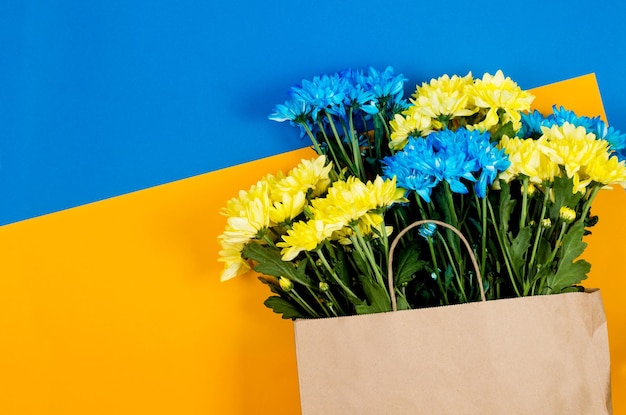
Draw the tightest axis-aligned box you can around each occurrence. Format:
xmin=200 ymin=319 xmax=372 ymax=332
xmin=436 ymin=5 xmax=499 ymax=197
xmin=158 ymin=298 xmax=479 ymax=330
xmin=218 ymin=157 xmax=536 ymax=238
xmin=539 ymin=123 xmax=605 ymax=176
xmin=221 ymin=174 xmax=274 ymax=218
xmin=388 ymin=106 xmax=433 ymax=150
xmin=217 ymin=240 xmax=250 ymax=281
xmin=269 ymin=190 xmax=307 ymax=224
xmin=410 ymin=72 xmax=477 ymax=128
xmin=272 ymin=155 xmax=332 ymax=199
xmin=276 ymin=219 xmax=341 ymax=261
xmin=585 ymin=152 xmax=626 ymax=188
xmin=218 ymin=177 xmax=274 ymax=280
xmin=498 ymin=135 xmax=559 ymax=184
xmin=220 ymin=196 xmax=272 ymax=244
xmin=366 ymin=176 xmax=408 ymax=207
xmin=467 ymin=70 xmax=534 ymax=132
xmin=311 ymin=177 xmax=371 ymax=225
xmin=536 ymin=122 xmax=624 ymax=193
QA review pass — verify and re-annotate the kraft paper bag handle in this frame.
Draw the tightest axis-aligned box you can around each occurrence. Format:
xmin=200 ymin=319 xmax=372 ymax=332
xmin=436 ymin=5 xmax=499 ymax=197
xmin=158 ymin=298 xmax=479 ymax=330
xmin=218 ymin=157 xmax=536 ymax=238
xmin=387 ymin=219 xmax=486 ymax=311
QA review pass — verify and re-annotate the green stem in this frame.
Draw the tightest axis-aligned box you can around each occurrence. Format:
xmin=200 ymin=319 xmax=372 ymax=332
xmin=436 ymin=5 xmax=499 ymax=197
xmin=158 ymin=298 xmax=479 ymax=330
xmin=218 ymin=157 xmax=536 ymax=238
xmin=326 ymin=115 xmax=358 ymax=177
xmin=414 ymin=194 xmax=427 ymax=218
xmin=351 ymin=226 xmax=387 ymax=294
xmin=348 ymin=108 xmax=366 ymax=180
xmin=443 ymin=183 xmax=462 ymax=268
xmin=260 ymin=232 xmax=276 ymax=248
xmin=426 ymin=236 xmax=448 ymax=305
xmin=444 ymin=182 xmax=459 ymax=227
xmin=288 ymin=288 xmax=321 ymax=318
xmin=527 ymin=188 xmax=550 ymax=289
xmin=316 ymin=248 xmax=362 ymax=303
xmin=360 ymin=112 xmax=373 ymax=159
xmin=377 ymin=112 xmax=391 ymax=141
xmin=519 ymin=177 xmax=529 ymax=229
xmin=316 ymin=119 xmax=346 ymax=179
xmin=305 ymin=285 xmax=331 ymax=318
xmin=301 ymin=122 xmax=324 ymax=156
xmin=581 ymin=185 xmax=601 ymax=220
xmin=546 ymin=223 xmax=568 ymax=266
xmin=304 ymin=252 xmax=343 ymax=316
xmin=436 ymin=232 xmax=467 ymax=303
xmin=479 ymin=195 xmax=487 ymax=287
xmin=376 ymin=112 xmax=391 ymax=160
xmin=535 ymin=222 xmax=569 ymax=295
xmin=322 ymin=288 xmax=343 ymax=317
xmin=487 ymin=198 xmax=522 ymax=297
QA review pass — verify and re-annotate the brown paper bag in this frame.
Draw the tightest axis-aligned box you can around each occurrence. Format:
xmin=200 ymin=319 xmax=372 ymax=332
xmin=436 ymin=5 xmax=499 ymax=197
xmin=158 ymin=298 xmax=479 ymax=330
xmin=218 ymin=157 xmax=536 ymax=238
xmin=293 ymin=221 xmax=613 ymax=414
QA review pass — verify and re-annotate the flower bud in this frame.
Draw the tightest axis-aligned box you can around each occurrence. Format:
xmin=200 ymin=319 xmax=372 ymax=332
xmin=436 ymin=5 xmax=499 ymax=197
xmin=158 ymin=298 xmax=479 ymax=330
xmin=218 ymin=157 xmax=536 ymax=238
xmin=319 ymin=281 xmax=330 ymax=292
xmin=541 ymin=218 xmax=552 ymax=228
xmin=418 ymin=223 xmax=437 ymax=239
xmin=279 ymin=276 xmax=293 ymax=292
xmin=559 ymin=207 xmax=576 ymax=223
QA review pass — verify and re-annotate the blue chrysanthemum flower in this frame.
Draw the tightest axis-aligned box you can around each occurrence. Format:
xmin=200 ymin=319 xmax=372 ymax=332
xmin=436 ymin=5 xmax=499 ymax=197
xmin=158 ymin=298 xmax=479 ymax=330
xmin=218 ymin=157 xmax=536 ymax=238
xmin=291 ymin=73 xmax=350 ymax=120
xmin=465 ymin=130 xmax=510 ymax=197
xmin=366 ymin=67 xmax=406 ymax=100
xmin=382 ymin=128 xmax=509 ymax=202
xmin=268 ymin=97 xmax=311 ymax=124
xmin=345 ymin=83 xmax=379 ymax=115
xmin=355 ymin=66 xmax=408 ymax=110
xmin=551 ymin=106 xmax=598 ymax=131
xmin=590 ymin=119 xmax=626 ymax=161
xmin=519 ymin=110 xmax=550 ymax=138
xmin=382 ymin=137 xmax=440 ymax=202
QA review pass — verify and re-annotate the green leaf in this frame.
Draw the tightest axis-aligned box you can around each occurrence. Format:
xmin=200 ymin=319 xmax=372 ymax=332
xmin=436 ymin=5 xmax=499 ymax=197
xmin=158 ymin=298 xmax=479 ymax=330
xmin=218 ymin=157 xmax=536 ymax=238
xmin=324 ymin=241 xmax=350 ymax=287
xmin=257 ymin=276 xmax=280 ymax=294
xmin=497 ymin=180 xmax=516 ymax=234
xmin=393 ymin=244 xmax=427 ymax=287
xmin=492 ymin=121 xmax=516 ymax=142
xmin=354 ymin=274 xmax=392 ymax=315
xmin=350 ymin=244 xmax=371 ymax=278
xmin=394 ymin=294 xmax=411 ymax=311
xmin=242 ymin=243 xmax=312 ymax=287
xmin=549 ymin=176 xmax=583 ymax=219
xmin=545 ymin=220 xmax=590 ymax=293
xmin=263 ymin=296 xmax=307 ymax=320
xmin=443 ymin=264 xmax=454 ymax=287
xmin=508 ymin=227 xmax=531 ymax=276
xmin=535 ymin=238 xmax=551 ymax=265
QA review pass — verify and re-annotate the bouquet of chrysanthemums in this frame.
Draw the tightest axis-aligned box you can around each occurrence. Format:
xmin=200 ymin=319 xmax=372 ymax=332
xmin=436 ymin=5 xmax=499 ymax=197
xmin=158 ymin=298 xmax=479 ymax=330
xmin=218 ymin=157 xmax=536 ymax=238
xmin=218 ymin=67 xmax=626 ymax=319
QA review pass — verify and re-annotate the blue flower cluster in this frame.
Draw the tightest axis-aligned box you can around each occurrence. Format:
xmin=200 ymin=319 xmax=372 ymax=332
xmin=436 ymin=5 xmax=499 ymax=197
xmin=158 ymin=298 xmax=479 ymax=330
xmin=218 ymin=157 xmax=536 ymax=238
xmin=268 ymin=66 xmax=408 ymax=127
xmin=382 ymin=128 xmax=510 ymax=201
xmin=520 ymin=105 xmax=626 ymax=161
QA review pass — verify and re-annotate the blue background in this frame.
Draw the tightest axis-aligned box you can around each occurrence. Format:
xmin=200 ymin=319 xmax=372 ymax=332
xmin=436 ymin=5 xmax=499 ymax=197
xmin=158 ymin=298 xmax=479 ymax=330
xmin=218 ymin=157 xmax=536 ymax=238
xmin=1 ymin=0 xmax=625 ymax=226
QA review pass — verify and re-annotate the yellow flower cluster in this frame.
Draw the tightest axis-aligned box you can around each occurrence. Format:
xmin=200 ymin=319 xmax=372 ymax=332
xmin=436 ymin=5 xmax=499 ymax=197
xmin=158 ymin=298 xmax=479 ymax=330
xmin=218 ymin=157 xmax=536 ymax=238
xmin=277 ymin=176 xmax=406 ymax=261
xmin=498 ymin=122 xmax=626 ymax=193
xmin=389 ymin=70 xmax=534 ymax=150
xmin=218 ymin=156 xmax=332 ymax=281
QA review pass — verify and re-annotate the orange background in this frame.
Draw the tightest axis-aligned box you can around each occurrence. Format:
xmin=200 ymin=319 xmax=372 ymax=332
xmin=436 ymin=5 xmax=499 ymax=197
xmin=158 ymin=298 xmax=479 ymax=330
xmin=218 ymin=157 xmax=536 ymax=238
xmin=0 ymin=74 xmax=624 ymax=413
